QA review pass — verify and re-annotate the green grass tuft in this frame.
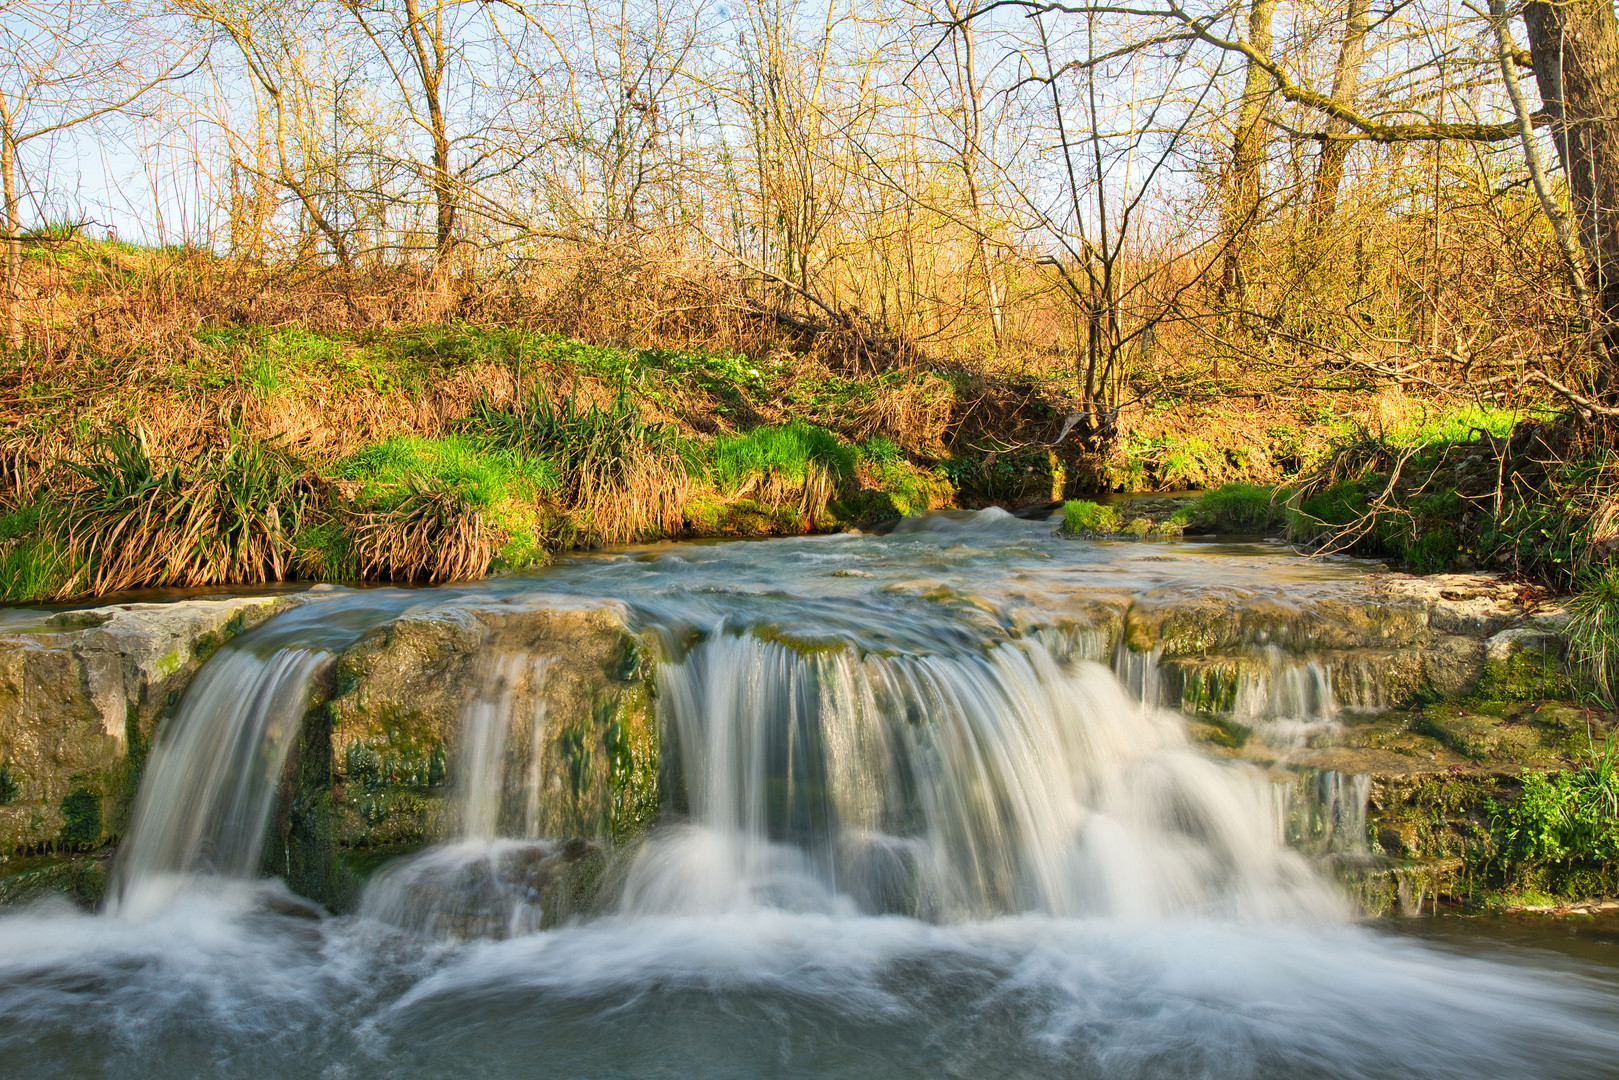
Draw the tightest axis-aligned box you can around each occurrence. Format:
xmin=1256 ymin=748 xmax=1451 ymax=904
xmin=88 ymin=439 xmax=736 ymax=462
xmin=0 ymin=502 xmax=76 ymax=602
xmin=707 ymin=423 xmax=856 ymax=492
xmin=334 ymin=434 xmax=558 ymax=509
xmin=1568 ymin=566 xmax=1619 ymax=702
xmin=332 ymin=434 xmax=556 ymax=570
xmin=52 ymin=426 xmax=309 ymax=597
xmin=1193 ymin=483 xmax=1287 ymax=532
xmin=1061 ymin=500 xmax=1121 ymax=535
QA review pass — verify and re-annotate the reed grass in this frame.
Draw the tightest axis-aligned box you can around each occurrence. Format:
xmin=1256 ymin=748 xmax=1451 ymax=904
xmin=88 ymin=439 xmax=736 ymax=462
xmin=346 ymin=480 xmax=501 ymax=583
xmin=52 ymin=426 xmax=308 ymax=597
xmin=1568 ymin=567 xmax=1619 ymax=702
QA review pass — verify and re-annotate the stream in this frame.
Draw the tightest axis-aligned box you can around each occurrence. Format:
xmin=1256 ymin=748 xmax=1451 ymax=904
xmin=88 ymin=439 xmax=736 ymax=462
xmin=1 ymin=509 xmax=1617 ymax=1079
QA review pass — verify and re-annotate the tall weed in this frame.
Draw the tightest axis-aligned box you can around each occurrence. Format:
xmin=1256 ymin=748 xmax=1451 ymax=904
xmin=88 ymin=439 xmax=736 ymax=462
xmin=1568 ymin=566 xmax=1619 ymax=701
xmin=467 ymin=384 xmax=688 ymax=544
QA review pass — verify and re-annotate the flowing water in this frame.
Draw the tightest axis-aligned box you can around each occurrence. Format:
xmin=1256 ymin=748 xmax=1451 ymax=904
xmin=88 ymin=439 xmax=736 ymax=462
xmin=3 ymin=510 xmax=1619 ymax=1078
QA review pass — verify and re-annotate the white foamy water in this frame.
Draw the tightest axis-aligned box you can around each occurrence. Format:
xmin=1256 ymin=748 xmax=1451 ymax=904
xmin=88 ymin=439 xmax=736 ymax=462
xmin=107 ymin=645 xmax=331 ymax=919
xmin=0 ymin=887 xmax=1617 ymax=1079
xmin=4 ymin=515 xmax=1618 ymax=1077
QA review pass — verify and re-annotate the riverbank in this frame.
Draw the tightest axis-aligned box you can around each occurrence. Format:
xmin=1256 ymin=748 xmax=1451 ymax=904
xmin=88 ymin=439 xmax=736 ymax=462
xmin=0 ymin=314 xmax=1557 ymax=604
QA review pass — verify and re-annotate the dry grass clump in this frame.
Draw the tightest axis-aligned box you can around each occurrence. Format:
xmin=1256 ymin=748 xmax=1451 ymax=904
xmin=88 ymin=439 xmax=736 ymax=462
xmin=845 ymin=373 xmax=956 ymax=456
xmin=53 ymin=425 xmax=307 ymax=597
xmin=346 ymin=482 xmax=501 ymax=583
xmin=466 ymin=384 xmax=693 ymax=546
xmin=722 ymin=461 xmax=837 ymax=522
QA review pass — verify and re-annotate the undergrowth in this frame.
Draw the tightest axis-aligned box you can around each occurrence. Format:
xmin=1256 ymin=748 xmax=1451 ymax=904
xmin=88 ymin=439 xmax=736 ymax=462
xmin=1480 ymin=728 xmax=1619 ymax=897
xmin=1567 ymin=567 xmax=1619 ymax=701
xmin=1285 ymin=415 xmax=1615 ymax=582
xmin=0 ymin=318 xmax=1589 ymax=600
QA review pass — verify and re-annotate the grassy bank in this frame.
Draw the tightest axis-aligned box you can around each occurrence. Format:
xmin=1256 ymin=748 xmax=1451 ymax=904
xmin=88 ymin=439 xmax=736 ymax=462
xmin=3 ymin=307 xmax=1513 ymax=603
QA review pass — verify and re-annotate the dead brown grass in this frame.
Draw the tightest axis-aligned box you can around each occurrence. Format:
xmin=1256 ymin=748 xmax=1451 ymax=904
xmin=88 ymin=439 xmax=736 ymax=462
xmin=346 ymin=483 xmax=501 ymax=583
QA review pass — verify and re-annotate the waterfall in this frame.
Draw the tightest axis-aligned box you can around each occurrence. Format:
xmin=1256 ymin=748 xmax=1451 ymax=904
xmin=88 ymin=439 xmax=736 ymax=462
xmin=618 ymin=629 xmax=1340 ymax=922
xmin=360 ymin=653 xmax=559 ymax=939
xmin=108 ymin=645 xmax=331 ymax=919
xmin=1235 ymin=648 xmax=1340 ymax=748
xmin=1276 ymin=769 xmax=1373 ymax=856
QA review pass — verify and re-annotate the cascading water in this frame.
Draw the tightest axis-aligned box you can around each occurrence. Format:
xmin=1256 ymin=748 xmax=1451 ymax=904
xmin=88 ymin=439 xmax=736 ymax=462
xmin=1276 ymin=769 xmax=1374 ymax=857
xmin=621 ymin=629 xmax=1336 ymax=922
xmin=1233 ymin=649 xmax=1340 ymax=748
xmin=108 ymin=644 xmax=332 ymax=918
xmin=362 ymin=653 xmax=563 ymax=939
xmin=5 ymin=514 xmax=1619 ymax=1080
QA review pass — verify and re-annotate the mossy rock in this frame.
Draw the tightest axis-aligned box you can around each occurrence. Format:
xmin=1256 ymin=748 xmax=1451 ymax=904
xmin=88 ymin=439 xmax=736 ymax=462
xmin=0 ymin=593 xmax=308 ymax=856
xmin=0 ymin=851 xmax=109 ymax=908
xmin=276 ymin=597 xmax=663 ymax=909
xmin=1413 ymin=703 xmax=1584 ymax=768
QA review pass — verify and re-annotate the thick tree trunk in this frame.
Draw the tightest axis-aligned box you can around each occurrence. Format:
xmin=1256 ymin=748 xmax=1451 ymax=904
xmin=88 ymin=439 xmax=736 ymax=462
xmin=1218 ymin=0 xmax=1278 ymax=315
xmin=1308 ymin=0 xmax=1371 ymax=228
xmin=1523 ymin=0 xmax=1619 ymax=328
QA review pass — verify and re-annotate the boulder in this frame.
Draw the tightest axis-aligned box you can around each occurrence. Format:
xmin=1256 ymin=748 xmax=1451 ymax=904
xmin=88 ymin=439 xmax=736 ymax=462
xmin=269 ymin=594 xmax=660 ymax=910
xmin=0 ymin=594 xmax=309 ymax=857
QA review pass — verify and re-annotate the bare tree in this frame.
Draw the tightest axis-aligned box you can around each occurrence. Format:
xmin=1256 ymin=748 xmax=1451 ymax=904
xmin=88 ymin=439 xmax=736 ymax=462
xmin=1306 ymin=0 xmax=1371 ymax=227
xmin=0 ymin=0 xmax=193 ymax=346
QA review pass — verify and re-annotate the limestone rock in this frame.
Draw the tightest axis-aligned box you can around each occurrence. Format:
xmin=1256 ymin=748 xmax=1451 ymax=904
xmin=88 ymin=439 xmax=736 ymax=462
xmin=0 ymin=593 xmax=309 ymax=856
xmin=271 ymin=594 xmax=661 ymax=909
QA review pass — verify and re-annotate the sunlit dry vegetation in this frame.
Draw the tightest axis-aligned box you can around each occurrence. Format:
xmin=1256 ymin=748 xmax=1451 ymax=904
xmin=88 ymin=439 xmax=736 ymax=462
xmin=0 ymin=0 xmax=1615 ymax=598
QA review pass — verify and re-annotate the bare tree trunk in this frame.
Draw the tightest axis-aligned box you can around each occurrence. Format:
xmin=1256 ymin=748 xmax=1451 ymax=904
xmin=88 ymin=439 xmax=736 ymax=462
xmin=949 ymin=0 xmax=1004 ymax=346
xmin=1308 ymin=0 xmax=1370 ymax=227
xmin=1 ymin=106 xmax=19 ymax=351
xmin=406 ymin=0 xmax=455 ymax=274
xmin=1523 ymin=0 xmax=1619 ymax=334
xmin=1217 ymin=0 xmax=1276 ymax=320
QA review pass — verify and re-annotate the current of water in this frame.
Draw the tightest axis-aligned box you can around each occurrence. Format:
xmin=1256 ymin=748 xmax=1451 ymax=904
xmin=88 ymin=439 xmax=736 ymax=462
xmin=2 ymin=509 xmax=1617 ymax=1078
